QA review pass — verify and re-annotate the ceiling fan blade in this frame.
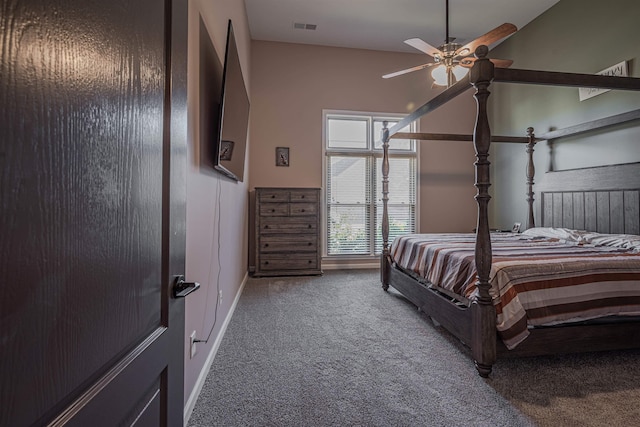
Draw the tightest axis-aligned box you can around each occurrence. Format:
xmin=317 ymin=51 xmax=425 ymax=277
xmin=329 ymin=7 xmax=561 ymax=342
xmin=458 ymin=57 xmax=514 ymax=68
xmin=404 ymin=38 xmax=442 ymax=57
xmin=489 ymin=58 xmax=513 ymax=68
xmin=454 ymin=23 xmax=517 ymax=57
xmin=382 ymin=62 xmax=436 ymax=79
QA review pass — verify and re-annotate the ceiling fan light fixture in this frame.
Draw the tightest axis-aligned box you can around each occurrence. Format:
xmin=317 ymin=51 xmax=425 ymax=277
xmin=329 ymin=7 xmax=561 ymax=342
xmin=431 ymin=65 xmax=449 ymax=86
xmin=452 ymin=65 xmax=469 ymax=81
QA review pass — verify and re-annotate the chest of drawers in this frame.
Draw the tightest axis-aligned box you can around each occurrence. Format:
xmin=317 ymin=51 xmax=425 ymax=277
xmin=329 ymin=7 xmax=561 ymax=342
xmin=254 ymin=187 xmax=322 ymax=277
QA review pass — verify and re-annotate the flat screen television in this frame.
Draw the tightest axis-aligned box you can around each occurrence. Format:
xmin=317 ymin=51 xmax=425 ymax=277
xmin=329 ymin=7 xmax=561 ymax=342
xmin=212 ymin=20 xmax=250 ymax=182
xmin=199 ymin=17 xmax=221 ymax=174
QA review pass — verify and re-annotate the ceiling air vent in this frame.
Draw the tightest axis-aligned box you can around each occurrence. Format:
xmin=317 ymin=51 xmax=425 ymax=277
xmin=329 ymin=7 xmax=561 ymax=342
xmin=293 ymin=22 xmax=317 ymax=31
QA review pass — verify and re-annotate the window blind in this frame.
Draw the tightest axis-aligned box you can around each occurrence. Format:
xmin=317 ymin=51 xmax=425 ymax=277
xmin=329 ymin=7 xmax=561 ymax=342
xmin=327 ymin=156 xmax=371 ymax=254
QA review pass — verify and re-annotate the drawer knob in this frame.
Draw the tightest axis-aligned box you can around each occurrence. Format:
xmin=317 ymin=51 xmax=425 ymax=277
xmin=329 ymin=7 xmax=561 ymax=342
xmin=308 ymin=260 xmax=312 ymax=264
xmin=271 ymin=209 xmax=275 ymax=212
xmin=301 ymin=209 xmax=305 ymax=212
xmin=265 ymin=243 xmax=269 ymax=247
xmin=301 ymin=195 xmax=305 ymax=199
xmin=308 ymin=242 xmax=312 ymax=246
xmin=265 ymin=261 xmax=269 ymax=265
xmin=308 ymin=225 xmax=312 ymax=229
xmin=271 ymin=195 xmax=275 ymax=198
xmin=265 ymin=225 xmax=269 ymax=229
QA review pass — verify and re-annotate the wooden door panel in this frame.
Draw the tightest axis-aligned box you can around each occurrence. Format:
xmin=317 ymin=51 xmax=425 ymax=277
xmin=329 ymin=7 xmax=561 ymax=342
xmin=0 ymin=0 xmax=187 ymax=425
xmin=48 ymin=327 xmax=168 ymax=426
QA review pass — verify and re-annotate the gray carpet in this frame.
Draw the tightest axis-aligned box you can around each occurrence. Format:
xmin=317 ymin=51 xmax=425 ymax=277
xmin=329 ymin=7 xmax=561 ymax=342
xmin=188 ymin=270 xmax=640 ymax=427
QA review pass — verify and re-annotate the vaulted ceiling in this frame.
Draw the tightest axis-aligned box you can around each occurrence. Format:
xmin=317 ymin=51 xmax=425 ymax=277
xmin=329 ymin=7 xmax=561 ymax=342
xmin=245 ymin=0 xmax=561 ymax=54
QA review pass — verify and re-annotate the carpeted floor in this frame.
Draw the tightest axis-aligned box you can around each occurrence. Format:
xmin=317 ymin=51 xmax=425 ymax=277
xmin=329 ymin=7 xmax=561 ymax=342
xmin=188 ymin=270 xmax=640 ymax=427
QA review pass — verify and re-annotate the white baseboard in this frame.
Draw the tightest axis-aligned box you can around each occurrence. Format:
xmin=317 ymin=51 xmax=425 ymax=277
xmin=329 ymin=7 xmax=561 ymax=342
xmin=183 ymin=271 xmax=248 ymax=425
xmin=322 ymin=259 xmax=380 ymax=270
xmin=323 ymin=264 xmax=380 ymax=270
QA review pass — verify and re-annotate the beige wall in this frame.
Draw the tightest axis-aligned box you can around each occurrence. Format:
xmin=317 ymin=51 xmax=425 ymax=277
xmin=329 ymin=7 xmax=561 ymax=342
xmin=249 ymin=40 xmax=478 ymax=264
xmin=184 ymin=0 xmax=251 ymax=413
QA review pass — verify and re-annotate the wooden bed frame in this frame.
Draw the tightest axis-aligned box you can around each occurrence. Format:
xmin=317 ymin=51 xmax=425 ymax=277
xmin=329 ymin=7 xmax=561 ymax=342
xmin=380 ymin=46 xmax=640 ymax=377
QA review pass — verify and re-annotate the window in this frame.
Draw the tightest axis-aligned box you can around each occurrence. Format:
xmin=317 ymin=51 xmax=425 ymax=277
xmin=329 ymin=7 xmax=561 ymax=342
xmin=324 ymin=112 xmax=417 ymax=257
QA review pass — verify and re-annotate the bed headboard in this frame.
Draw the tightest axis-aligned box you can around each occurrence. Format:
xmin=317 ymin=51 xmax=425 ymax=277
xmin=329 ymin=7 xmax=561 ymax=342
xmin=536 ymin=162 xmax=640 ymax=234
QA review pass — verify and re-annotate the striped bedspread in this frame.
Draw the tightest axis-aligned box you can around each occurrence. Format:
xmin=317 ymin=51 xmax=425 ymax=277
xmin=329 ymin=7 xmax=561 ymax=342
xmin=390 ymin=232 xmax=640 ymax=349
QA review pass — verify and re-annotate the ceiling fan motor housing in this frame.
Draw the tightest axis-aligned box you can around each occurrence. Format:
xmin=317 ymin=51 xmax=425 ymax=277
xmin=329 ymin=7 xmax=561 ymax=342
xmin=438 ymin=42 xmax=462 ymax=55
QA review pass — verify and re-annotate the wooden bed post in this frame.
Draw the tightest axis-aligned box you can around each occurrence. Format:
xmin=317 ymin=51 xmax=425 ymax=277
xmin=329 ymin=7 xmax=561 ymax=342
xmin=381 ymin=121 xmax=390 ymax=290
xmin=547 ymin=140 xmax=555 ymax=172
xmin=526 ymin=127 xmax=536 ymax=230
xmin=469 ymin=45 xmax=496 ymax=377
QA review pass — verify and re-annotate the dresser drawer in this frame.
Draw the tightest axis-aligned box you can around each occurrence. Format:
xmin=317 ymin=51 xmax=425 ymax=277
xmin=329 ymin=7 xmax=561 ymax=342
xmin=259 ymin=235 xmax=317 ymax=253
xmin=260 ymin=218 xmax=317 ymax=234
xmin=289 ymin=202 xmax=317 ymax=216
xmin=290 ymin=190 xmax=318 ymax=203
xmin=258 ymin=190 xmax=289 ymax=203
xmin=259 ymin=203 xmax=288 ymax=216
xmin=259 ymin=254 xmax=318 ymax=271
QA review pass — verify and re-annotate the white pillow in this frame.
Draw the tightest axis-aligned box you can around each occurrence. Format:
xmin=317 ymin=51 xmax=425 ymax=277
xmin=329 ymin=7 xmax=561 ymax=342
xmin=520 ymin=227 xmax=586 ymax=242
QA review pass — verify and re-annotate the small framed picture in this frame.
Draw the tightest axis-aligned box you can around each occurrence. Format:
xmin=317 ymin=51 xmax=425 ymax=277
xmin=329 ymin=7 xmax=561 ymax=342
xmin=276 ymin=147 xmax=289 ymax=167
xmin=512 ymin=222 xmax=521 ymax=233
xmin=219 ymin=140 xmax=234 ymax=161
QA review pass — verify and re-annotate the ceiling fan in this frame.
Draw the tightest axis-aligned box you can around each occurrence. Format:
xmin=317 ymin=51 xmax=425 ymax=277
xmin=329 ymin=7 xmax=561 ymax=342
xmin=383 ymin=0 xmax=517 ymax=87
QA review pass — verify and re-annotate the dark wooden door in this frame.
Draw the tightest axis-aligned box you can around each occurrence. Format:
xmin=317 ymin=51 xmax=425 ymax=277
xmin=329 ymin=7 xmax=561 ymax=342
xmin=0 ymin=0 xmax=188 ymax=425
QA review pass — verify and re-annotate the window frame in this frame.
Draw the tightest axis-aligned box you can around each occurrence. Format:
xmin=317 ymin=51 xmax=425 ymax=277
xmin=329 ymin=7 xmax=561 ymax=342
xmin=322 ymin=109 xmax=420 ymax=260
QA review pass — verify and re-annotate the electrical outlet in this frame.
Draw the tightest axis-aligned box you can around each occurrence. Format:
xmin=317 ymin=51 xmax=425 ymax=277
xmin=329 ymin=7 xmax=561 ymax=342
xmin=189 ymin=331 xmax=197 ymax=359
xmin=218 ymin=289 xmax=223 ymax=303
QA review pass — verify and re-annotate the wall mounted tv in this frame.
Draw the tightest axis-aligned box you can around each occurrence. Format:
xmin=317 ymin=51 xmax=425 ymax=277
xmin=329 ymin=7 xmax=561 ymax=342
xmin=203 ymin=19 xmax=250 ymax=182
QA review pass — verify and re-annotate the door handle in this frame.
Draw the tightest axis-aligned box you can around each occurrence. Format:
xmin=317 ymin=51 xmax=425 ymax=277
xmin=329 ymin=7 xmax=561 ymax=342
xmin=173 ymin=275 xmax=200 ymax=298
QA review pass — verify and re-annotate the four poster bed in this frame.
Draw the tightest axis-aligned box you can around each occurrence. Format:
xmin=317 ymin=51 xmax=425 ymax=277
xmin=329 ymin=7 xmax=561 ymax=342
xmin=380 ymin=46 xmax=640 ymax=377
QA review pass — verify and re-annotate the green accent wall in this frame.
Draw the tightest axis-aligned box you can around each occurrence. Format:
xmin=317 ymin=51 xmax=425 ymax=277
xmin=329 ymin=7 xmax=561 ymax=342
xmin=488 ymin=0 xmax=640 ymax=229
